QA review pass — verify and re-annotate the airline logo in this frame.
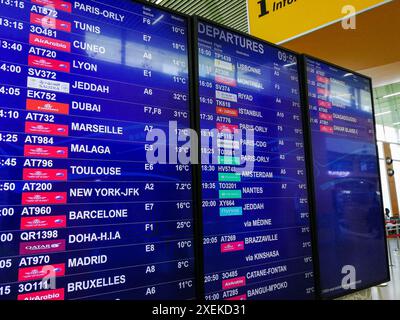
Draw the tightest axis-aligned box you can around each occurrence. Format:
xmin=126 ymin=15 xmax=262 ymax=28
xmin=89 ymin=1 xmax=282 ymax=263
xmin=216 ymin=107 xmax=238 ymax=117
xmin=215 ymin=75 xmax=237 ymax=87
xmin=21 ymin=216 xmax=67 ymax=230
xmin=319 ymin=113 xmax=333 ymax=121
xmin=221 ymin=241 xmax=245 ymax=253
xmin=216 ymin=91 xmax=238 ymax=103
xmin=28 ymin=55 xmax=71 ymax=73
xmin=217 ymin=139 xmax=240 ymax=150
xmin=24 ymin=145 xmax=68 ymax=158
xmin=27 ymin=77 xmax=70 ymax=94
xmin=222 ymin=276 xmax=246 ymax=290
xmin=18 ymin=264 xmax=65 ymax=282
xmin=22 ymin=192 xmax=67 ymax=205
xmin=216 ymin=123 xmax=239 ymax=133
xmin=19 ymin=239 xmax=66 ymax=255
xmin=317 ymin=87 xmax=329 ymax=96
xmin=317 ymin=100 xmax=332 ymax=109
xmin=26 ymin=99 xmax=69 ymax=115
xmin=18 ymin=288 xmax=65 ymax=301
xmin=29 ymin=34 xmax=71 ymax=52
xmin=23 ymin=168 xmax=67 ymax=181
xmin=31 ymin=0 xmax=72 ymax=13
xmin=317 ymin=75 xmax=330 ymax=84
xmin=215 ymin=59 xmax=234 ymax=71
xmin=25 ymin=121 xmax=69 ymax=136
xmin=225 ymin=294 xmax=247 ymax=301
xmin=320 ymin=125 xmax=334 ymax=134
xmin=30 ymin=13 xmax=71 ymax=32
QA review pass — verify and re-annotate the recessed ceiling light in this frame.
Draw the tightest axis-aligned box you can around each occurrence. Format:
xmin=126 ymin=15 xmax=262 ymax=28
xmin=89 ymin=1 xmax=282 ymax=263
xmin=382 ymin=92 xmax=400 ymax=99
xmin=375 ymin=111 xmax=391 ymax=116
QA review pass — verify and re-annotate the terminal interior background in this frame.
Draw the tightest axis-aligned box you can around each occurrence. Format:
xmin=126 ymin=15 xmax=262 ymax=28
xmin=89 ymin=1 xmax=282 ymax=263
xmin=0 ymin=0 xmax=397 ymax=301
xmin=148 ymin=0 xmax=400 ymax=300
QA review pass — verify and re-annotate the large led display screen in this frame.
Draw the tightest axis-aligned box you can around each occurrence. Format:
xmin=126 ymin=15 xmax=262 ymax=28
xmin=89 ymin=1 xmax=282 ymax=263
xmin=0 ymin=0 xmax=196 ymax=300
xmin=195 ymin=18 xmax=315 ymax=300
xmin=304 ymin=56 xmax=389 ymax=299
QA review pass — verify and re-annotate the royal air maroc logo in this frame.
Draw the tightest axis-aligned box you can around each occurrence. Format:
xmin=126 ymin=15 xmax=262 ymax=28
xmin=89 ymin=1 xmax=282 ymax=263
xmin=25 ymin=122 xmax=69 ymax=136
xmin=21 ymin=216 xmax=67 ymax=230
xmin=30 ymin=13 xmax=71 ymax=32
xmin=24 ymin=145 xmax=68 ymax=158
xmin=28 ymin=55 xmax=71 ymax=73
xmin=23 ymin=169 xmax=68 ymax=181
xmin=18 ymin=264 xmax=66 ymax=282
xmin=31 ymin=0 xmax=72 ymax=13
xmin=22 ymin=192 xmax=67 ymax=205
xmin=220 ymin=241 xmax=245 ymax=253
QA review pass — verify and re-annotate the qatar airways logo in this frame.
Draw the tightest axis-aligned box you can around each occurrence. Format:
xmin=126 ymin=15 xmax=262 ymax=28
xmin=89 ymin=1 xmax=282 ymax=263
xmin=20 ymin=240 xmax=66 ymax=255
xmin=146 ymin=121 xmax=255 ymax=172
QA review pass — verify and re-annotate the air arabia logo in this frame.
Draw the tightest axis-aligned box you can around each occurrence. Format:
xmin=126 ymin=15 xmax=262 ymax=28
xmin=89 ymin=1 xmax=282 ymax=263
xmin=222 ymin=276 xmax=246 ymax=290
xmin=22 ymin=192 xmax=67 ymax=205
xmin=23 ymin=169 xmax=67 ymax=181
xmin=26 ymin=99 xmax=70 ymax=115
xmin=18 ymin=288 xmax=65 ymax=301
xmin=28 ymin=55 xmax=71 ymax=73
xmin=21 ymin=216 xmax=67 ymax=230
xmin=19 ymin=239 xmax=66 ymax=255
xmin=225 ymin=294 xmax=247 ymax=301
xmin=18 ymin=264 xmax=65 ymax=282
xmin=29 ymin=34 xmax=71 ymax=52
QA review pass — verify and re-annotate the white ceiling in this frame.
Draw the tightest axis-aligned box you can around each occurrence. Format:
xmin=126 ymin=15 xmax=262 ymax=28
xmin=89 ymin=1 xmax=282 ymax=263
xmin=359 ymin=62 xmax=400 ymax=88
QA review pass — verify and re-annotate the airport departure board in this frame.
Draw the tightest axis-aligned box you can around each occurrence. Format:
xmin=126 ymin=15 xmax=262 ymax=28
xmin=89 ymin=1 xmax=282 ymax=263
xmin=195 ymin=19 xmax=315 ymax=300
xmin=304 ymin=57 xmax=389 ymax=299
xmin=0 ymin=0 xmax=196 ymax=300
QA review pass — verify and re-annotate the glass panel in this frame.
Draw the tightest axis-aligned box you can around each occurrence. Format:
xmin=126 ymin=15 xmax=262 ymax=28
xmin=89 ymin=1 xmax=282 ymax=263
xmin=392 ymin=161 xmax=400 ymax=210
xmin=384 ymin=126 xmax=399 ymax=143
xmin=376 ymin=124 xmax=385 ymax=141
xmin=391 ymin=144 xmax=400 ymax=161
xmin=380 ymin=159 xmax=392 ymax=214
xmin=377 ymin=142 xmax=384 ymax=159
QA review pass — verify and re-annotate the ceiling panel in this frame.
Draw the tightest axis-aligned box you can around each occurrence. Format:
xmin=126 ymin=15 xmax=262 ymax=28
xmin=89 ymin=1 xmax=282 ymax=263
xmin=147 ymin=0 xmax=249 ymax=33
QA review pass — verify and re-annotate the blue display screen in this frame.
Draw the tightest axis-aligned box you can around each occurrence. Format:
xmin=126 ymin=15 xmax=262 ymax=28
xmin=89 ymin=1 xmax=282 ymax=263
xmin=196 ymin=20 xmax=315 ymax=300
xmin=305 ymin=57 xmax=389 ymax=298
xmin=0 ymin=0 xmax=196 ymax=300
